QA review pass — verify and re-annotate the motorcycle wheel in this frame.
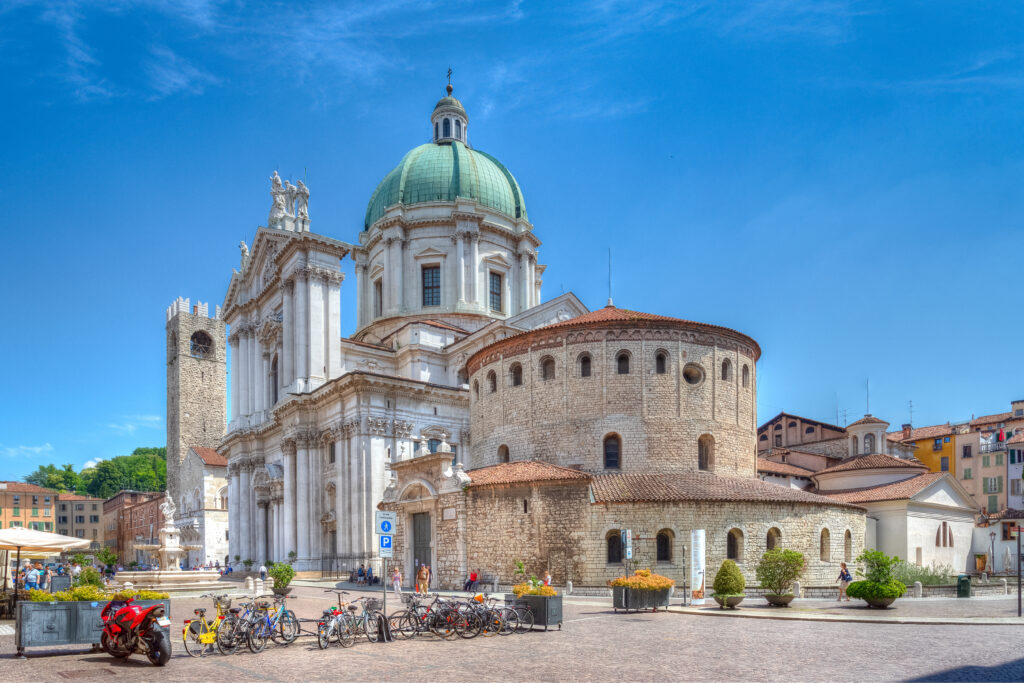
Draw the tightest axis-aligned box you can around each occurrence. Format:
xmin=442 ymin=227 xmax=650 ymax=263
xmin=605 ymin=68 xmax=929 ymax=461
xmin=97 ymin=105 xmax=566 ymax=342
xmin=101 ymin=631 xmax=129 ymax=659
xmin=146 ymin=631 xmax=171 ymax=666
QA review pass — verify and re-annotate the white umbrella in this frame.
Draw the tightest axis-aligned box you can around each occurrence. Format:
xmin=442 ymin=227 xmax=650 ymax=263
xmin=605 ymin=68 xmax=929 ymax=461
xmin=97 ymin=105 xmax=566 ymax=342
xmin=0 ymin=527 xmax=91 ymax=604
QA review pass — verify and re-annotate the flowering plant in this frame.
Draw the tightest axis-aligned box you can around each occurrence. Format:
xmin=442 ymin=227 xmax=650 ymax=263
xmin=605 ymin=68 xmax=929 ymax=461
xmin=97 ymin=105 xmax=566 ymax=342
xmin=608 ymin=568 xmax=674 ymax=591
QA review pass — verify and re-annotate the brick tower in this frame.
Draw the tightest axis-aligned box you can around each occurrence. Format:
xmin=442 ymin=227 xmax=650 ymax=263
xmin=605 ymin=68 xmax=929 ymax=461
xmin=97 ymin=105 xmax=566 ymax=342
xmin=165 ymin=297 xmax=227 ymax=502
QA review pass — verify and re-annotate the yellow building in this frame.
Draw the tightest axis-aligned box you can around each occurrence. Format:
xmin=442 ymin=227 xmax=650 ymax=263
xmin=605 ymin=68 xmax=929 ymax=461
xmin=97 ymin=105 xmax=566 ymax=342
xmin=0 ymin=482 xmax=59 ymax=531
xmin=888 ymin=423 xmax=957 ymax=476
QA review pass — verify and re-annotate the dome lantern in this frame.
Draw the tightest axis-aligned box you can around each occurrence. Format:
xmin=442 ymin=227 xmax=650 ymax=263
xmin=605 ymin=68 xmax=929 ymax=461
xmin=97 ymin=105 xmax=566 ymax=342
xmin=431 ymin=83 xmax=468 ymax=145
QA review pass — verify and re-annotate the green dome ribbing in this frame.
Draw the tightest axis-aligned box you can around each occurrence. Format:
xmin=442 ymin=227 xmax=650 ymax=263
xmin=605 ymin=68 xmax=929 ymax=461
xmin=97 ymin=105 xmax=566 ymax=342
xmin=364 ymin=141 xmax=527 ymax=230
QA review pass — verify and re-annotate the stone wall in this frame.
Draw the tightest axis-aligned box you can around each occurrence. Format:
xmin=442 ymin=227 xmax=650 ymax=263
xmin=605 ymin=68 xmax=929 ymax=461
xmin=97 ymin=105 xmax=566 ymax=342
xmin=469 ymin=326 xmax=758 ymax=476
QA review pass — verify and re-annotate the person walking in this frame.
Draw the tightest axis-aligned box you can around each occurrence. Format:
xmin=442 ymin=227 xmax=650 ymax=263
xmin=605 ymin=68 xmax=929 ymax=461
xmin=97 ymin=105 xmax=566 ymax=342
xmin=40 ymin=564 xmax=52 ymax=591
xmin=259 ymin=564 xmax=268 ymax=581
xmin=416 ymin=563 xmax=429 ymax=594
xmin=392 ymin=567 xmax=403 ymax=601
xmin=25 ymin=563 xmax=40 ymax=591
xmin=836 ymin=562 xmax=853 ymax=601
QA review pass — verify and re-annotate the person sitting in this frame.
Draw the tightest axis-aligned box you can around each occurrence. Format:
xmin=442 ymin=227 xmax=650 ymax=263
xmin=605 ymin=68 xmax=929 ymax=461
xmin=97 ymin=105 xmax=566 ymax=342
xmin=463 ymin=569 xmax=479 ymax=592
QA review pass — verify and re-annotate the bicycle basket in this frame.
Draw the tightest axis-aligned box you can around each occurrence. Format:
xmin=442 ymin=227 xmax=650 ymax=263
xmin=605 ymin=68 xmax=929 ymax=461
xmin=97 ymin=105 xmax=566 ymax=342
xmin=364 ymin=598 xmax=382 ymax=612
xmin=256 ymin=600 xmax=272 ymax=609
xmin=216 ymin=597 xmax=232 ymax=610
xmin=401 ymin=593 xmax=415 ymax=606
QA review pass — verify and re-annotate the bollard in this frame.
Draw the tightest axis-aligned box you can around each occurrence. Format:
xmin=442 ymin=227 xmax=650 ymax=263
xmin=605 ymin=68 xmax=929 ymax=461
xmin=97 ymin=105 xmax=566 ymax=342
xmin=246 ymin=576 xmax=254 ymax=592
xmin=981 ymin=572 xmax=988 ymax=584
xmin=123 ymin=581 xmax=134 ymax=593
xmin=566 ymin=580 xmax=573 ymax=595
xmin=913 ymin=581 xmax=922 ymax=598
xmin=255 ymin=579 xmax=265 ymax=594
xmin=1001 ymin=578 xmax=1008 ymax=595
xmin=792 ymin=580 xmax=801 ymax=599
xmin=492 ymin=577 xmax=499 ymax=592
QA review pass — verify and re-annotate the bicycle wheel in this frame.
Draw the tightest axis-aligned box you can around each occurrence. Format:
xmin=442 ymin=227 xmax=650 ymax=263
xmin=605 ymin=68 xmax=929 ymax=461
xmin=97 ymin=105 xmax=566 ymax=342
xmin=216 ymin=615 xmax=240 ymax=655
xmin=273 ymin=610 xmax=299 ymax=644
xmin=365 ymin=612 xmax=381 ymax=643
xmin=389 ymin=610 xmax=415 ymax=640
xmin=183 ymin=620 xmax=210 ymax=657
xmin=247 ymin=623 xmax=268 ymax=653
xmin=336 ymin=615 xmax=356 ymax=648
xmin=456 ymin=610 xmax=483 ymax=639
xmin=498 ymin=607 xmax=518 ymax=635
xmin=431 ymin=609 xmax=458 ymax=640
xmin=317 ymin=620 xmax=333 ymax=650
xmin=515 ymin=606 xmax=534 ymax=633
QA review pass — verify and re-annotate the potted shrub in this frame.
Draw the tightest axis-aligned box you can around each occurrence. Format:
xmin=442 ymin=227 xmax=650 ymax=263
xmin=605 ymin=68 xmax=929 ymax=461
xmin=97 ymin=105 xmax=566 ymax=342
xmin=268 ymin=562 xmax=296 ymax=596
xmin=609 ymin=569 xmax=674 ymax=612
xmin=755 ymin=549 xmax=804 ymax=607
xmin=846 ymin=550 xmax=907 ymax=609
xmin=510 ymin=576 xmax=562 ymax=630
xmin=243 ymin=558 xmax=254 ymax=574
xmin=711 ymin=560 xmax=746 ymax=609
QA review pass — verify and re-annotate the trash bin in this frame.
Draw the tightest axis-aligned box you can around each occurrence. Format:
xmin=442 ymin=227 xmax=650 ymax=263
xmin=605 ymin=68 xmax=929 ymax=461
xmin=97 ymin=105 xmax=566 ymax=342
xmin=957 ymin=574 xmax=971 ymax=598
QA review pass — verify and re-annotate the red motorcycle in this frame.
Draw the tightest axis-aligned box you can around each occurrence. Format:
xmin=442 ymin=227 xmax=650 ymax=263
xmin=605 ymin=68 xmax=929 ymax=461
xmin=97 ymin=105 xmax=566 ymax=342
xmin=100 ymin=596 xmax=172 ymax=666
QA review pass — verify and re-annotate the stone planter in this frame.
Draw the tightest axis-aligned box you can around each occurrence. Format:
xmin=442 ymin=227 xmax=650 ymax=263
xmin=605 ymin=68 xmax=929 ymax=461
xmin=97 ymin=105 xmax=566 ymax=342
xmin=712 ymin=595 xmax=745 ymax=609
xmin=504 ymin=594 xmax=562 ymax=630
xmin=271 ymin=586 xmax=293 ymax=596
xmin=863 ymin=597 xmax=895 ymax=609
xmin=612 ymin=586 xmax=672 ymax=612
xmin=16 ymin=599 xmax=171 ymax=658
xmin=764 ymin=594 xmax=795 ymax=607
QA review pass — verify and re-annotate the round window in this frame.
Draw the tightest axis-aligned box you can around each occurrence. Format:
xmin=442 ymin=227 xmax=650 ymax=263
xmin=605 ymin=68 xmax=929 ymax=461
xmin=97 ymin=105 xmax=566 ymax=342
xmin=682 ymin=363 xmax=705 ymax=385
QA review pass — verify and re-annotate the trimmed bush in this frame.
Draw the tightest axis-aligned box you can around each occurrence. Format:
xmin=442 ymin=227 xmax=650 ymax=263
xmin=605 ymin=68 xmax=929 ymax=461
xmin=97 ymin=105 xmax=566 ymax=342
xmin=608 ymin=569 xmax=674 ymax=591
xmin=846 ymin=580 xmax=906 ymax=601
xmin=755 ymin=549 xmax=805 ymax=596
xmin=848 ymin=550 xmax=906 ymax=604
xmin=268 ymin=561 xmax=295 ymax=590
xmin=711 ymin=560 xmax=746 ymax=596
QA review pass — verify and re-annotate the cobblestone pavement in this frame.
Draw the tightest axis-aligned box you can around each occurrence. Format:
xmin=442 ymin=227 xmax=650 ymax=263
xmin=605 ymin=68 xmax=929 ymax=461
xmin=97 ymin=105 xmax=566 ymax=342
xmin=1 ymin=586 xmax=1022 ymax=681
xmin=685 ymin=596 xmax=1024 ymax=620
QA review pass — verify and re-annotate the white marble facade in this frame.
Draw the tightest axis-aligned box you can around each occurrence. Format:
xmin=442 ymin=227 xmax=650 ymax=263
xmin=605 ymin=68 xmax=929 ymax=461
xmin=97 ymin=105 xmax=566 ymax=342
xmin=220 ymin=102 xmax=587 ymax=570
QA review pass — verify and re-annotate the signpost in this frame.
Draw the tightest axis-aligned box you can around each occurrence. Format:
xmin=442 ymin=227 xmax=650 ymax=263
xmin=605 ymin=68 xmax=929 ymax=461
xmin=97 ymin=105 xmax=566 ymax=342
xmin=621 ymin=529 xmax=633 ymax=560
xmin=375 ymin=511 xmax=398 ymax=619
xmin=1013 ymin=526 xmax=1022 ymax=617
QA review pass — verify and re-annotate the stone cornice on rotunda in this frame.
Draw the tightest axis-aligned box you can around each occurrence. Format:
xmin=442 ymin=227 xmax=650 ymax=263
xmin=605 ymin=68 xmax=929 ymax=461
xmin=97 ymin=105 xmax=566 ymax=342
xmin=467 ymin=305 xmax=762 ymax=376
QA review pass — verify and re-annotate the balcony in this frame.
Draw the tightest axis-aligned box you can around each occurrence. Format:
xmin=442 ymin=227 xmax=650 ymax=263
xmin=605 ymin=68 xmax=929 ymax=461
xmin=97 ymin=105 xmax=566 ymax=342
xmin=980 ymin=442 xmax=1006 ymax=454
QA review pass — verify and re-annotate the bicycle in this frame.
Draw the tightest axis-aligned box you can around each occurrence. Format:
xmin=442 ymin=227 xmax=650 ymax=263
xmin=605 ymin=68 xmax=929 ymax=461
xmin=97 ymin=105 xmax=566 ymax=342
xmin=216 ymin=596 xmax=259 ymax=655
xmin=247 ymin=595 xmax=299 ymax=653
xmin=346 ymin=596 xmax=385 ymax=643
xmin=182 ymin=593 xmax=233 ymax=657
xmin=317 ymin=589 xmax=356 ymax=649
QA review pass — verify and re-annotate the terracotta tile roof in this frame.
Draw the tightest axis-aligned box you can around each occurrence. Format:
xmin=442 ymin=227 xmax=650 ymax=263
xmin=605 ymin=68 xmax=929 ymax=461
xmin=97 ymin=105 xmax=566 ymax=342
xmin=467 ymin=461 xmax=591 ymax=488
xmin=820 ymin=472 xmax=945 ymax=504
xmin=0 ymin=481 xmax=61 ymax=494
xmin=971 ymin=412 xmax=1013 ymax=427
xmin=886 ymin=423 xmax=955 ymax=442
xmin=1008 ymin=432 xmax=1024 ymax=445
xmin=57 ymin=493 xmax=102 ymax=501
xmin=756 ymin=458 xmax=815 ymax=477
xmin=815 ymin=453 xmax=928 ymax=475
xmin=192 ymin=446 xmax=227 ymax=467
xmin=986 ymin=507 xmax=1024 ymax=521
xmin=757 ymin=412 xmax=846 ymax=435
xmin=847 ymin=415 xmax=889 ymax=427
xmin=590 ymin=472 xmax=862 ymax=508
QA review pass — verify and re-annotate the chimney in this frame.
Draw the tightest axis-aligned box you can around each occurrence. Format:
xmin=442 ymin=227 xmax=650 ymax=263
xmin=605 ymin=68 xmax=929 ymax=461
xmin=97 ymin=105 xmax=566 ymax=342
xmin=193 ymin=305 xmax=198 ymax=315
xmin=902 ymin=424 xmax=912 ymax=439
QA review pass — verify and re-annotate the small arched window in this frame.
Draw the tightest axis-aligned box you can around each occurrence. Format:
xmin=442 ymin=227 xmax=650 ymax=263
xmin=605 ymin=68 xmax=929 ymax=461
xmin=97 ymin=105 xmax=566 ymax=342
xmin=434 ymin=121 xmax=439 ymax=140
xmin=473 ymin=380 xmax=479 ymax=398
xmin=698 ymin=434 xmax=714 ymax=471
xmin=616 ymin=352 xmax=630 ymax=375
xmin=864 ymin=433 xmax=875 ymax=454
xmin=788 ymin=421 xmax=797 ymax=428
xmin=510 ymin=363 xmax=523 ymax=387
xmin=541 ymin=357 xmax=555 ymax=381
xmin=498 ymin=445 xmax=510 ymax=463
xmin=805 ymin=426 xmax=815 ymax=434
xmin=580 ymin=354 xmax=592 ymax=378
xmin=742 ymin=364 xmax=750 ymax=387
xmin=455 ymin=119 xmax=462 ymax=140
xmin=767 ymin=527 xmax=781 ymax=551
xmin=607 ymin=532 xmax=622 ymax=564
xmin=759 ymin=434 xmax=768 ymax=442
xmin=727 ymin=528 xmax=744 ymax=561
xmin=852 ymin=435 xmax=859 ymax=455
xmin=603 ymin=434 xmax=621 ymax=469
xmin=443 ymin=118 xmax=451 ymax=137
xmin=190 ymin=331 xmax=213 ymax=358
xmin=844 ymin=529 xmax=852 ymax=561
xmin=656 ymin=531 xmax=672 ymax=562
xmin=721 ymin=358 xmax=732 ymax=381
xmin=655 ymin=352 xmax=667 ymax=375
xmin=820 ymin=528 xmax=831 ymax=562
xmin=270 ymin=354 xmax=279 ymax=405
xmin=488 ymin=371 xmax=497 ymax=393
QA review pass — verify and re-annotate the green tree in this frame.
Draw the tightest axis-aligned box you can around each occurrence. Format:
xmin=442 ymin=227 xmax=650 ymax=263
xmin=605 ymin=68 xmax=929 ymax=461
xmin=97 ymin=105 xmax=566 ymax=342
xmin=23 ymin=463 xmax=82 ymax=492
xmin=96 ymin=547 xmax=118 ymax=569
xmin=755 ymin=549 xmax=805 ymax=596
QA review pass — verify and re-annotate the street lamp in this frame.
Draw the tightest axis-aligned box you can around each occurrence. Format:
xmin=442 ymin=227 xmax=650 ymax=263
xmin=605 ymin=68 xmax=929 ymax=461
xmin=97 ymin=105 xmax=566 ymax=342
xmin=989 ymin=531 xmax=996 ymax=574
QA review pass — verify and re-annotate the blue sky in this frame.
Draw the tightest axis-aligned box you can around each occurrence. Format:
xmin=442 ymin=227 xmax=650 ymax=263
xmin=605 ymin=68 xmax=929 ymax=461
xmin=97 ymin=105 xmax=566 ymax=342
xmin=1 ymin=1 xmax=1022 ymax=481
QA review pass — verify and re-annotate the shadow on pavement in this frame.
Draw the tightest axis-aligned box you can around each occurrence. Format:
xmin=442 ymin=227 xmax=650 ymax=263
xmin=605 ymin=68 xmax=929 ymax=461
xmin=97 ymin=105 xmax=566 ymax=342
xmin=909 ymin=657 xmax=1024 ymax=682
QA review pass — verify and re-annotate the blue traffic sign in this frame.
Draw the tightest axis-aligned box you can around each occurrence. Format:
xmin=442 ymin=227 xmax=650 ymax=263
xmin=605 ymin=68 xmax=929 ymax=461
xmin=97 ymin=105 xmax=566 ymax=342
xmin=381 ymin=520 xmax=392 ymax=533
xmin=380 ymin=535 xmax=392 ymax=549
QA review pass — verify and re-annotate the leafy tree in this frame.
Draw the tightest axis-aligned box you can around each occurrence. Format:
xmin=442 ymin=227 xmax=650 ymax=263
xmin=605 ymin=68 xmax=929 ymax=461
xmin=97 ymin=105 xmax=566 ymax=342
xmin=755 ymin=549 xmax=805 ymax=596
xmin=23 ymin=464 xmax=82 ymax=492
xmin=22 ymin=446 xmax=167 ymax=499
xmin=131 ymin=447 xmax=166 ymax=460
xmin=96 ymin=547 xmax=118 ymax=569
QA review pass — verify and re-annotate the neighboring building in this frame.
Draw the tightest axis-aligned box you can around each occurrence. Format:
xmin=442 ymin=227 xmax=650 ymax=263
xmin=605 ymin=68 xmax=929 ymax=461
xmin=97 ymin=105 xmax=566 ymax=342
xmin=176 ymin=446 xmax=229 ymax=567
xmin=56 ymin=493 xmax=104 ymax=550
xmin=126 ymin=493 xmax=166 ymax=566
xmin=756 ymin=457 xmax=815 ymax=490
xmin=813 ymin=453 xmax=978 ymax=571
xmin=757 ymin=413 xmax=846 ymax=455
xmin=0 ymin=482 xmax=57 ymax=531
xmin=974 ymin=508 xmax=1024 ymax=574
xmin=969 ymin=399 xmax=1024 ymax=435
xmin=955 ymin=431 xmax=986 ymax=514
xmin=102 ymin=490 xmax=161 ymax=563
xmin=1007 ymin=432 xmax=1024 ymax=511
xmin=886 ymin=423 xmax=959 ymax=475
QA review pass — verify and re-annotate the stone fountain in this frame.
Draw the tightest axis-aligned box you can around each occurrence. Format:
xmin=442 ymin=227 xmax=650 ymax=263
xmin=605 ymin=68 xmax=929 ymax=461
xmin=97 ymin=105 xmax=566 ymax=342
xmin=114 ymin=495 xmax=223 ymax=593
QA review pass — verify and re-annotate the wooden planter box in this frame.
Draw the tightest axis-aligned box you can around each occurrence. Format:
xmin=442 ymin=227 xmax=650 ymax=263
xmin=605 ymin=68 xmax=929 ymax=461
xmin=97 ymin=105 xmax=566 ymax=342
xmin=504 ymin=594 xmax=563 ymax=630
xmin=612 ymin=586 xmax=671 ymax=612
xmin=16 ymin=599 xmax=171 ymax=657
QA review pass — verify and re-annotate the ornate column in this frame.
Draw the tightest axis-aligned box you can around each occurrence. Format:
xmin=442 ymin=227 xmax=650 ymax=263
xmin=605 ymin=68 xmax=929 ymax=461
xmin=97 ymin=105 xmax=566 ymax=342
xmin=326 ymin=271 xmax=343 ymax=380
xmin=393 ymin=237 xmax=404 ymax=313
xmin=238 ymin=328 xmax=250 ymax=416
xmin=248 ymin=329 xmax=258 ymax=416
xmin=281 ymin=280 xmax=294 ymax=388
xmin=456 ymin=232 xmax=466 ymax=304
xmin=526 ymin=254 xmax=536 ymax=309
xmin=448 ymin=235 xmax=459 ymax=308
xmin=238 ymin=459 xmax=251 ymax=561
xmin=253 ymin=338 xmax=265 ymax=415
xmin=355 ymin=263 xmax=366 ymax=328
xmin=382 ymin=238 xmax=392 ymax=315
xmin=519 ymin=252 xmax=529 ymax=314
xmin=282 ymin=439 xmax=297 ymax=562
xmin=229 ymin=334 xmax=240 ymax=422
xmin=308 ymin=435 xmax=324 ymax=563
xmin=471 ymin=234 xmax=480 ymax=306
xmin=333 ymin=426 xmax=347 ymax=559
xmin=295 ymin=434 xmax=311 ymax=563
xmin=294 ymin=270 xmax=309 ymax=392
xmin=308 ymin=270 xmax=326 ymax=385
xmin=261 ymin=350 xmax=271 ymax=412
xmin=348 ymin=421 xmax=362 ymax=557
xmin=227 ymin=462 xmax=239 ymax=560
xmin=256 ymin=499 xmax=268 ymax=565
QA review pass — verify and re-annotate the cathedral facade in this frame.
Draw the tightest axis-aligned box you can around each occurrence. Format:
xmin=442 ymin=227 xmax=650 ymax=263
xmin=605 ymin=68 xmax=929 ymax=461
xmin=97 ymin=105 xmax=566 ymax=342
xmin=176 ymin=85 xmax=867 ymax=583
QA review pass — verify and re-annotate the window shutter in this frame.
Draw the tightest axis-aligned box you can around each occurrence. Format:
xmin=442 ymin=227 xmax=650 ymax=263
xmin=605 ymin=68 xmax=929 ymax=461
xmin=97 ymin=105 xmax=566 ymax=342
xmin=999 ymin=476 xmax=1004 ymax=493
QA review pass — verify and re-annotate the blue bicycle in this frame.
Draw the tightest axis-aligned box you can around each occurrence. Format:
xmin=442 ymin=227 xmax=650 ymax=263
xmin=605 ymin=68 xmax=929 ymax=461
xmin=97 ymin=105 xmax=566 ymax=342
xmin=247 ymin=595 xmax=298 ymax=653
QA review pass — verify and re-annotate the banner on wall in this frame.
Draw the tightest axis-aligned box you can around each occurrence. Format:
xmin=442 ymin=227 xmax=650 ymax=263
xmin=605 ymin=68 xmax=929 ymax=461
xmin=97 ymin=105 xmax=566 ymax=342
xmin=690 ymin=529 xmax=706 ymax=605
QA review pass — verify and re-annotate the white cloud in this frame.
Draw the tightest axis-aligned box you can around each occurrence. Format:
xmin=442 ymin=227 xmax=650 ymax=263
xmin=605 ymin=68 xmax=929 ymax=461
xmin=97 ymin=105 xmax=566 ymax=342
xmin=108 ymin=414 xmax=163 ymax=434
xmin=82 ymin=458 xmax=103 ymax=469
xmin=0 ymin=443 xmax=54 ymax=458
xmin=145 ymin=45 xmax=219 ymax=100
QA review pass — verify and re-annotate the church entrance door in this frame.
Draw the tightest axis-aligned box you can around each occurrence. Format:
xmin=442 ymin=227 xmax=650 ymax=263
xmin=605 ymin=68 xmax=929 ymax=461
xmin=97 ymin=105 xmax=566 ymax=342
xmin=412 ymin=512 xmax=431 ymax=571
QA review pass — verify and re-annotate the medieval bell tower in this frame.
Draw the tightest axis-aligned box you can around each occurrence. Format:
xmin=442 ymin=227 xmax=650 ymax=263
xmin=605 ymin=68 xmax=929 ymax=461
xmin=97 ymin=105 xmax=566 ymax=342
xmin=165 ymin=297 xmax=227 ymax=501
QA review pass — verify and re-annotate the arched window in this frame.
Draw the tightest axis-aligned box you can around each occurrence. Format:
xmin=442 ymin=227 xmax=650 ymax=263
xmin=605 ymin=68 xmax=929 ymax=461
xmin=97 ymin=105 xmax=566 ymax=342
xmin=655 ymin=352 xmax=667 ymax=375
xmin=498 ymin=445 xmax=510 ymax=463
xmin=455 ymin=119 xmax=462 ymax=139
xmin=727 ymin=528 xmax=744 ymax=561
xmin=698 ymin=434 xmax=714 ymax=471
xmin=603 ymin=434 xmax=621 ymax=469
xmin=805 ymin=426 xmax=815 ymax=434
xmin=947 ymin=524 xmax=954 ymax=548
xmin=820 ymin=528 xmax=831 ymax=562
xmin=844 ymin=530 xmax=852 ymax=561
xmin=270 ymin=354 xmax=279 ymax=405
xmin=607 ymin=532 xmax=622 ymax=564
xmin=656 ymin=530 xmax=672 ymax=562
xmin=759 ymin=434 xmax=768 ymax=442
xmin=767 ymin=527 xmax=781 ymax=551
xmin=190 ymin=331 xmax=212 ymax=358
xmin=742 ymin=364 xmax=750 ymax=387
xmin=473 ymin=380 xmax=479 ymax=398
xmin=852 ymin=435 xmax=858 ymax=455
xmin=721 ymin=358 xmax=732 ymax=381
xmin=541 ymin=357 xmax=555 ymax=381
xmin=788 ymin=421 xmax=797 ymax=428
xmin=487 ymin=371 xmax=497 ymax=393
xmin=443 ymin=118 xmax=451 ymax=137
xmin=616 ymin=352 xmax=630 ymax=375
xmin=863 ymin=433 xmax=875 ymax=454
xmin=774 ymin=423 xmax=783 ymax=430
xmin=510 ymin=363 xmax=523 ymax=387
xmin=579 ymin=354 xmax=592 ymax=378
xmin=434 ymin=121 xmax=439 ymax=140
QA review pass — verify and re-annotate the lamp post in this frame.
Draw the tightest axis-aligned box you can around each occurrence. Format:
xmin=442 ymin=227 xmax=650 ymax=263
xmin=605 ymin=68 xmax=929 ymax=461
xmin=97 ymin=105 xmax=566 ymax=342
xmin=989 ymin=531 xmax=996 ymax=575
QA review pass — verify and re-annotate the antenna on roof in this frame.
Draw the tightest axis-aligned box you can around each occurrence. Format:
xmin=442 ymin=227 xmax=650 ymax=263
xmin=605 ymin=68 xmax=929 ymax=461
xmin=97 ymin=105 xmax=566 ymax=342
xmin=866 ymin=378 xmax=870 ymax=414
xmin=607 ymin=247 xmax=613 ymax=307
xmin=908 ymin=400 xmax=913 ymax=425
xmin=835 ymin=393 xmax=839 ymax=426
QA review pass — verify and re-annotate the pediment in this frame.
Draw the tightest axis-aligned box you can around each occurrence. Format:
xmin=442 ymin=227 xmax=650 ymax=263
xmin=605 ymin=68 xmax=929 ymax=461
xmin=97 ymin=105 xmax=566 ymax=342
xmin=481 ymin=252 xmax=511 ymax=268
xmin=414 ymin=246 xmax=448 ymax=260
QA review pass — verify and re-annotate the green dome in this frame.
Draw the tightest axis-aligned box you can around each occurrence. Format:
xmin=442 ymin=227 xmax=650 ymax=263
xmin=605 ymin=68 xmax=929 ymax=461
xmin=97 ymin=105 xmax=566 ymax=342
xmin=364 ymin=141 xmax=527 ymax=230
